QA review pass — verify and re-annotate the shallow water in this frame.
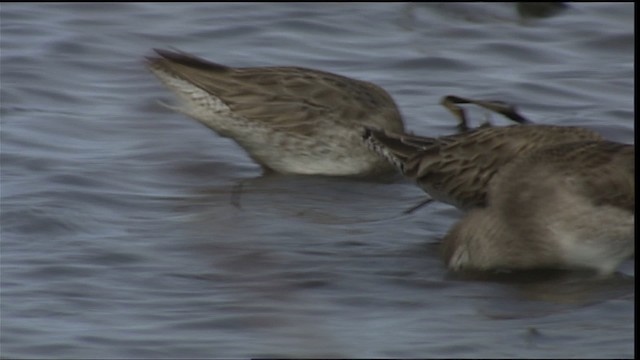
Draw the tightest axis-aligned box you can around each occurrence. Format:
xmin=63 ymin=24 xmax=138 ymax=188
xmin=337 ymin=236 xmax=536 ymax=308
xmin=0 ymin=3 xmax=634 ymax=358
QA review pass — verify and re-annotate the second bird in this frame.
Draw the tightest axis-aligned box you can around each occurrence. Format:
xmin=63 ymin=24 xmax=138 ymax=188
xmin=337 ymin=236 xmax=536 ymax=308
xmin=363 ymin=124 xmax=604 ymax=210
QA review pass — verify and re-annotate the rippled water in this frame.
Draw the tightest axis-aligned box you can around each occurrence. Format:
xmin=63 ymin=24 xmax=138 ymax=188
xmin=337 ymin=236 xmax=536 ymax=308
xmin=1 ymin=3 xmax=634 ymax=358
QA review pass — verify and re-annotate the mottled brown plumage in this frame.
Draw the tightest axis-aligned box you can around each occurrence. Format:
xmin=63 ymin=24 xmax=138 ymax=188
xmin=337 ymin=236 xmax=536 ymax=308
xmin=147 ymin=49 xmax=405 ymax=176
xmin=442 ymin=140 xmax=634 ymax=274
xmin=363 ymin=124 xmax=603 ymax=209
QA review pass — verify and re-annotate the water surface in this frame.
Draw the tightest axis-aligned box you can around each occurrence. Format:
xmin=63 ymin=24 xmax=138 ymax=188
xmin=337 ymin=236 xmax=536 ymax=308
xmin=0 ymin=3 xmax=634 ymax=358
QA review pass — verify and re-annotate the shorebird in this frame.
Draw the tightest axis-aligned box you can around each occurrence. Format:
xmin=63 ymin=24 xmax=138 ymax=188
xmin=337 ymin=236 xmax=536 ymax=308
xmin=442 ymin=140 xmax=634 ymax=274
xmin=363 ymin=124 xmax=604 ymax=210
xmin=146 ymin=48 xmax=405 ymax=176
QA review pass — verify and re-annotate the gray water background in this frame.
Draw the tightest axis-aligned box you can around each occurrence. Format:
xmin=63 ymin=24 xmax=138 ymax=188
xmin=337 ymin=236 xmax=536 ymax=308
xmin=0 ymin=3 xmax=634 ymax=358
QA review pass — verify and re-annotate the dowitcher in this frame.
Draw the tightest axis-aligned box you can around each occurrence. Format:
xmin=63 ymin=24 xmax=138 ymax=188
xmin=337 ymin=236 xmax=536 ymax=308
xmin=442 ymin=140 xmax=634 ymax=274
xmin=363 ymin=124 xmax=604 ymax=210
xmin=146 ymin=49 xmax=405 ymax=176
